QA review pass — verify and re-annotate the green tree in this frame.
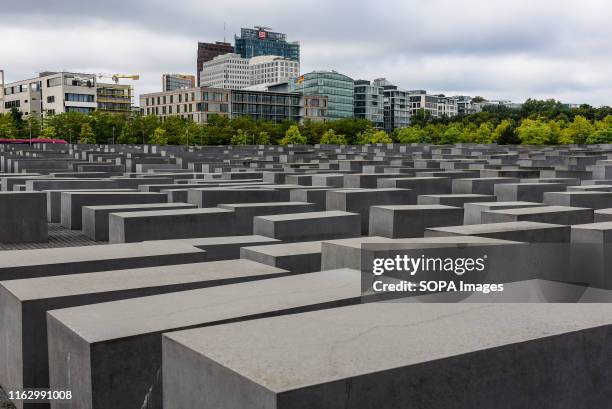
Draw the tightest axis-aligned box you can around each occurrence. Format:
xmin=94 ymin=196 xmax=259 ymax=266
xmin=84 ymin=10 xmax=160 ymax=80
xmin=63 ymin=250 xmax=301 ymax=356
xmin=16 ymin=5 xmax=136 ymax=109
xmin=0 ymin=114 xmax=18 ymax=138
xmin=559 ymin=115 xmax=593 ymax=144
xmin=586 ymin=128 xmax=612 ymax=144
xmin=46 ymin=112 xmax=89 ymax=142
xmin=150 ymin=128 xmax=168 ymax=145
xmin=410 ymin=109 xmax=434 ymax=127
xmin=256 ymin=131 xmax=270 ymax=145
xmin=516 ymin=119 xmax=553 ymax=145
xmin=320 ymin=129 xmax=347 ymax=145
xmin=40 ymin=126 xmax=58 ymax=139
xmin=441 ymin=125 xmax=462 ymax=144
xmin=356 ymin=128 xmax=392 ymax=144
xmin=24 ymin=115 xmax=41 ymax=138
xmin=395 ymin=127 xmax=425 ymax=143
xmin=491 ymin=119 xmax=517 ymax=144
xmin=279 ymin=125 xmax=307 ymax=145
xmin=230 ymin=129 xmax=251 ymax=145
xmin=78 ymin=122 xmax=96 ymax=144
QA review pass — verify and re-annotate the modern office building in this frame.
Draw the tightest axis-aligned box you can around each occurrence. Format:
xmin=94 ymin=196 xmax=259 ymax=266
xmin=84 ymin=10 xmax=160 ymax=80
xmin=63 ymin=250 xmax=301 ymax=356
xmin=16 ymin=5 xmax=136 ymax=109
xmin=141 ymin=87 xmax=231 ymax=123
xmin=2 ymin=72 xmax=97 ymax=118
xmin=235 ymin=27 xmax=299 ymax=62
xmin=141 ymin=86 xmax=327 ymax=124
xmin=200 ymin=53 xmax=250 ymax=89
xmin=162 ymin=74 xmax=196 ymax=92
xmin=354 ymin=79 xmax=384 ymax=129
xmin=196 ymin=41 xmax=234 ymax=87
xmin=297 ymin=71 xmax=354 ymax=120
xmin=97 ymin=83 xmax=133 ymax=114
xmin=249 ymin=55 xmax=299 ymax=86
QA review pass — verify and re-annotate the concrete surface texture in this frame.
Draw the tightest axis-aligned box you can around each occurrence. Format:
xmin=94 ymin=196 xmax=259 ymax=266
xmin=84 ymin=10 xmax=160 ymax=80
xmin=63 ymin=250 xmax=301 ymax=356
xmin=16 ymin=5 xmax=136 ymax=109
xmin=1 ymin=142 xmax=612 ymax=408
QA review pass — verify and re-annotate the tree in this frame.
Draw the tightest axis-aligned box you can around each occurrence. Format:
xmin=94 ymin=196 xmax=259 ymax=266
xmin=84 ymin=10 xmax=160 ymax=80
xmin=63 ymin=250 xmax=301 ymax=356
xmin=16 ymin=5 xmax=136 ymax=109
xmin=78 ymin=122 xmax=96 ymax=144
xmin=150 ymin=128 xmax=168 ymax=145
xmin=47 ymin=112 xmax=89 ymax=142
xmin=0 ymin=114 xmax=18 ymax=138
xmin=320 ymin=129 xmax=347 ymax=145
xmin=256 ymin=131 xmax=270 ymax=145
xmin=559 ymin=115 xmax=593 ymax=144
xmin=516 ymin=119 xmax=553 ymax=145
xmin=25 ymin=115 xmax=41 ymax=138
xmin=440 ymin=125 xmax=462 ymax=144
xmin=491 ymin=119 xmax=518 ymax=144
xmin=410 ymin=109 xmax=434 ymax=127
xmin=395 ymin=127 xmax=425 ymax=143
xmin=230 ymin=129 xmax=251 ymax=145
xmin=356 ymin=128 xmax=392 ymax=144
xmin=279 ymin=125 xmax=307 ymax=145
xmin=586 ymin=128 xmax=612 ymax=144
xmin=40 ymin=126 xmax=58 ymax=139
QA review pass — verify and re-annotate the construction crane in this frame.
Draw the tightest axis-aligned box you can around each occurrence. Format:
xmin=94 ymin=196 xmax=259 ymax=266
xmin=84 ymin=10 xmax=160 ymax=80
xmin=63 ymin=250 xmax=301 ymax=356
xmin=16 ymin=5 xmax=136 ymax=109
xmin=97 ymin=73 xmax=140 ymax=84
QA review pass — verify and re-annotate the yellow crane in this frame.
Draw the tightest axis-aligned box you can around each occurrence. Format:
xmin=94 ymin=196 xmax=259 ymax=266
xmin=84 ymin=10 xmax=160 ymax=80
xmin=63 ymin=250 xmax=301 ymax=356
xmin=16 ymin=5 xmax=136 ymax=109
xmin=97 ymin=73 xmax=140 ymax=84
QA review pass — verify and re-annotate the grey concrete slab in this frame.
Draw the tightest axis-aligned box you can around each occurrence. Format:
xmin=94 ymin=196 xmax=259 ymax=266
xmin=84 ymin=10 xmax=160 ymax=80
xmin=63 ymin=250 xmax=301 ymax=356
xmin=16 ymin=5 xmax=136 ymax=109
xmin=326 ymin=188 xmax=415 ymax=234
xmin=218 ymin=202 xmax=316 ymax=233
xmin=0 ymin=241 xmax=208 ymax=281
xmin=45 ymin=189 xmax=136 ymax=223
xmin=187 ymin=188 xmax=281 ymax=207
xmin=0 ymin=260 xmax=290 ymax=408
xmin=452 ymin=177 xmax=519 ymax=194
xmin=163 ymin=303 xmax=612 ymax=409
xmin=594 ymin=208 xmax=612 ymax=222
xmin=289 ymin=188 xmax=336 ymax=211
xmin=482 ymin=206 xmax=594 ymax=225
xmin=0 ymin=192 xmax=47 ymax=243
xmin=82 ymin=202 xmax=197 ymax=241
xmin=253 ymin=211 xmax=361 ymax=242
xmin=60 ymin=192 xmax=167 ymax=229
xmin=241 ymin=241 xmax=322 ymax=273
xmin=47 ymin=269 xmax=363 ymax=409
xmin=543 ymin=191 xmax=612 ymax=209
xmin=368 ymin=205 xmax=464 ymax=238
xmin=377 ymin=176 xmax=452 ymax=195
xmin=425 ymin=221 xmax=570 ymax=243
xmin=417 ymin=193 xmax=496 ymax=207
xmin=176 ymin=235 xmax=280 ymax=261
xmin=494 ymin=182 xmax=567 ymax=202
xmin=463 ymin=201 xmax=547 ymax=225
xmin=108 ymin=208 xmax=237 ymax=243
xmin=571 ymin=222 xmax=612 ymax=289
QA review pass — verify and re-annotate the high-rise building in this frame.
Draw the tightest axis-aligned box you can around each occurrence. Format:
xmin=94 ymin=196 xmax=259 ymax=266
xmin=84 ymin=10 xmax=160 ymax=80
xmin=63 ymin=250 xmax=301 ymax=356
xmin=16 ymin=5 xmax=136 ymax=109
xmin=200 ymin=53 xmax=250 ymax=89
xmin=97 ymin=83 xmax=133 ymax=114
xmin=235 ymin=27 xmax=299 ymax=62
xmin=163 ymin=74 xmax=196 ymax=92
xmin=373 ymin=78 xmax=411 ymax=133
xmin=3 ymin=72 xmax=97 ymax=119
xmin=196 ymin=41 xmax=234 ymax=86
xmin=297 ymin=71 xmax=354 ymax=120
xmin=354 ymin=80 xmax=384 ymax=129
xmin=249 ymin=55 xmax=299 ymax=86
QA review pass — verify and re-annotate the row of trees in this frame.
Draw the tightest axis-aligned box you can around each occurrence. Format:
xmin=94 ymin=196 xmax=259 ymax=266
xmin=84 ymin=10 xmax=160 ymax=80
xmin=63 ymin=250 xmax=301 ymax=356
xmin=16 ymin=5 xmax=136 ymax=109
xmin=1 ymin=99 xmax=612 ymax=145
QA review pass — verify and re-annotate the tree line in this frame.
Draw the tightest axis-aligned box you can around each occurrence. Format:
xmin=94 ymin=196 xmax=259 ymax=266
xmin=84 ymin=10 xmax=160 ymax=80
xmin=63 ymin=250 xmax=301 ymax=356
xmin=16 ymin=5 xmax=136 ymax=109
xmin=1 ymin=98 xmax=612 ymax=145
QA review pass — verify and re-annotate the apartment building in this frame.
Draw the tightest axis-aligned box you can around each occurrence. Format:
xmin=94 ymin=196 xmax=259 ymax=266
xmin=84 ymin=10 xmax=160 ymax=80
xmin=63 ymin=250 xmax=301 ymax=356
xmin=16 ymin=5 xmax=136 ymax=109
xmin=97 ymin=83 xmax=133 ymax=114
xmin=407 ymin=90 xmax=458 ymax=119
xmin=140 ymin=87 xmax=231 ymax=123
xmin=354 ymin=79 xmax=384 ymax=129
xmin=2 ymin=72 xmax=97 ymax=118
xmin=373 ymin=78 xmax=411 ymax=133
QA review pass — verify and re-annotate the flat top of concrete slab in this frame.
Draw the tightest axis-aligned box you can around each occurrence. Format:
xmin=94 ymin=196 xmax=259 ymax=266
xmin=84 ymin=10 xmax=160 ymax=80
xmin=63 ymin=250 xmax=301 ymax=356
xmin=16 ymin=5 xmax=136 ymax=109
xmin=498 ymin=182 xmax=566 ymax=187
xmin=1 ymin=259 xmax=288 ymax=301
xmin=111 ymin=207 xmax=235 ymax=218
xmin=255 ymin=210 xmax=356 ymax=221
xmin=373 ymin=204 xmax=460 ymax=211
xmin=545 ymin=191 xmax=612 ymax=196
xmin=0 ymin=241 xmax=205 ymax=267
xmin=47 ymin=268 xmax=361 ymax=342
xmin=571 ymin=221 xmax=612 ymax=231
xmin=218 ymin=202 xmax=311 ymax=209
xmin=418 ymin=194 xmax=493 ymax=198
xmin=84 ymin=202 xmax=194 ymax=211
xmin=486 ymin=206 xmax=590 ymax=215
xmin=62 ymin=191 xmax=163 ymax=196
xmin=595 ymin=208 xmax=612 ymax=215
xmin=164 ymin=303 xmax=612 ymax=393
xmin=175 ymin=235 xmax=280 ymax=246
xmin=330 ymin=188 xmax=409 ymax=194
xmin=428 ymin=221 xmax=566 ymax=234
xmin=242 ymin=240 xmax=322 ymax=256
xmin=464 ymin=201 xmax=544 ymax=208
xmin=323 ymin=235 xmax=522 ymax=249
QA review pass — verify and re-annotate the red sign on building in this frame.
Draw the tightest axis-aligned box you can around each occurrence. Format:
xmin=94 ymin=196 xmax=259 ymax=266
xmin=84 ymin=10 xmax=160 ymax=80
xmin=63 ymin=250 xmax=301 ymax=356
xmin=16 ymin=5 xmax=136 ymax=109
xmin=258 ymin=31 xmax=267 ymax=39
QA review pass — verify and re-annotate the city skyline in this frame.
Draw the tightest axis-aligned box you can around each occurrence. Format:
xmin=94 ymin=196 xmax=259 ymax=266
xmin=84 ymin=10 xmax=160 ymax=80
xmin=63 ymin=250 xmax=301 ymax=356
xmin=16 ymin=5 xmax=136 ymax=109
xmin=2 ymin=0 xmax=612 ymax=105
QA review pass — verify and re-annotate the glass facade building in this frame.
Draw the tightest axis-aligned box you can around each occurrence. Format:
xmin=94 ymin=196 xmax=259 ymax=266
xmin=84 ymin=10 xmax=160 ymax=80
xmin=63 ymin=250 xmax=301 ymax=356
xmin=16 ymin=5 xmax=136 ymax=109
xmin=230 ymin=89 xmax=301 ymax=123
xmin=235 ymin=27 xmax=300 ymax=62
xmin=354 ymin=80 xmax=384 ymax=129
xmin=298 ymin=71 xmax=354 ymax=120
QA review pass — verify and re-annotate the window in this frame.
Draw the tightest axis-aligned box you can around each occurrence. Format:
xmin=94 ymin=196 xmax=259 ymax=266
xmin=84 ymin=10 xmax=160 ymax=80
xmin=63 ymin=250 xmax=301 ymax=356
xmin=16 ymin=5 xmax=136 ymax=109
xmin=47 ymin=96 xmax=55 ymax=103
xmin=65 ymin=93 xmax=94 ymax=103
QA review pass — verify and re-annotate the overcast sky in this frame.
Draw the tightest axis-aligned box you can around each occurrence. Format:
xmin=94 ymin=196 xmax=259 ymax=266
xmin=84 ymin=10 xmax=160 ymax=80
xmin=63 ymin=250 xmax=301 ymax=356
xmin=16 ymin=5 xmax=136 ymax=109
xmin=2 ymin=0 xmax=612 ymax=106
